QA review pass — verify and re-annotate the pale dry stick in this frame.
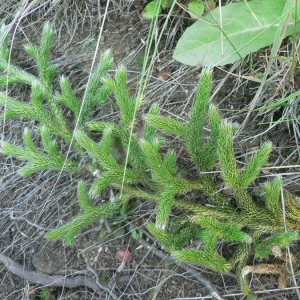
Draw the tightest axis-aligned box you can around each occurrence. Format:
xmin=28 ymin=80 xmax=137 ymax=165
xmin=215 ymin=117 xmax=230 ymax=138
xmin=0 ymin=253 xmax=117 ymax=299
xmin=280 ymin=184 xmax=300 ymax=300
xmin=138 ymin=239 xmax=224 ymax=300
xmin=81 ymin=251 xmax=117 ymax=300
xmin=10 ymin=212 xmax=52 ymax=231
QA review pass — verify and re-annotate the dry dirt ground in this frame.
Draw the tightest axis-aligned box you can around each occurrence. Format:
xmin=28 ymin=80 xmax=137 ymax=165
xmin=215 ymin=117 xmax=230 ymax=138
xmin=1 ymin=1 xmax=300 ymax=300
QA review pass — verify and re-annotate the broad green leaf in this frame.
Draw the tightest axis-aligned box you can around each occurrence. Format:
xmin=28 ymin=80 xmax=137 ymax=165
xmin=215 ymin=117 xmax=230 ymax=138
xmin=188 ymin=1 xmax=205 ymax=19
xmin=173 ymin=0 xmax=300 ymax=66
xmin=142 ymin=1 xmax=162 ymax=19
xmin=162 ymin=0 xmax=173 ymax=9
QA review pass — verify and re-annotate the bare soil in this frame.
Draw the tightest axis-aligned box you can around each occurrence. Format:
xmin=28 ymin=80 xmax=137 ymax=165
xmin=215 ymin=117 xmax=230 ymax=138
xmin=1 ymin=1 xmax=300 ymax=300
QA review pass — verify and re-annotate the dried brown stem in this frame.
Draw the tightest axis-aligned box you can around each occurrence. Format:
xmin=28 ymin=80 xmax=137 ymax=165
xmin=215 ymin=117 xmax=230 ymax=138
xmin=0 ymin=253 xmax=117 ymax=299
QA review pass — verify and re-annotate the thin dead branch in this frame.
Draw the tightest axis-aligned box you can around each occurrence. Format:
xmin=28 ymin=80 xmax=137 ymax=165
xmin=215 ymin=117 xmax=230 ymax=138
xmin=0 ymin=253 xmax=117 ymax=299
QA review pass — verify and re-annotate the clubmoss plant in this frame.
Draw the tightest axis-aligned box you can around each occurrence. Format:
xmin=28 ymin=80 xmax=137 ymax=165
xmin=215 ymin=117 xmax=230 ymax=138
xmin=1 ymin=23 xmax=300 ymax=288
xmin=38 ymin=287 xmax=51 ymax=300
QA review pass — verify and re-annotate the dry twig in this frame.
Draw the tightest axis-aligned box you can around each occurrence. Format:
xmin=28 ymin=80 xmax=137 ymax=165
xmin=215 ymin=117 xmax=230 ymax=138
xmin=138 ymin=238 xmax=225 ymax=300
xmin=0 ymin=253 xmax=117 ymax=299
